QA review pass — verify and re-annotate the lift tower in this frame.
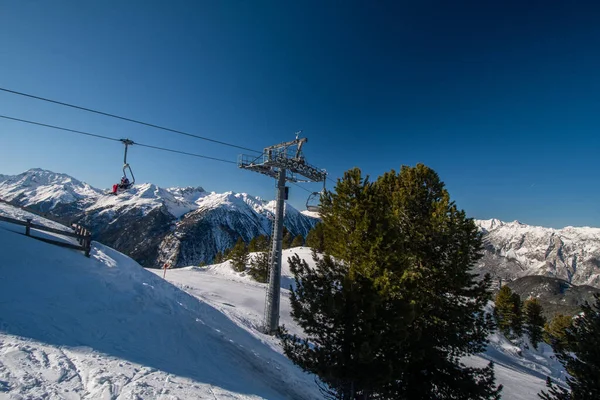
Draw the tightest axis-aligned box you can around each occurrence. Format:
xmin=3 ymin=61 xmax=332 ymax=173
xmin=239 ymin=134 xmax=326 ymax=335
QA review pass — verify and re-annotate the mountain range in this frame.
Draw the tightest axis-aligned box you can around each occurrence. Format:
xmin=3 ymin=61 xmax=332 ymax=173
xmin=475 ymin=219 xmax=600 ymax=287
xmin=2 ymin=168 xmax=600 ymax=292
xmin=0 ymin=169 xmax=318 ymax=268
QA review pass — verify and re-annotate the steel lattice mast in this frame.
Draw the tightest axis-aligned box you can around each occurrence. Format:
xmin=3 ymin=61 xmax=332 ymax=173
xmin=239 ymin=134 xmax=326 ymax=335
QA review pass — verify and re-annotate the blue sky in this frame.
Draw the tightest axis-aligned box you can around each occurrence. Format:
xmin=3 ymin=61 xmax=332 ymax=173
xmin=1 ymin=1 xmax=600 ymax=228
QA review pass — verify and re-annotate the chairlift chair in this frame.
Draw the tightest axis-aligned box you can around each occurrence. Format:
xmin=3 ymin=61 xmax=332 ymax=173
xmin=306 ymin=192 xmax=321 ymax=212
xmin=117 ymin=139 xmax=135 ymax=192
xmin=306 ymin=180 xmax=326 ymax=213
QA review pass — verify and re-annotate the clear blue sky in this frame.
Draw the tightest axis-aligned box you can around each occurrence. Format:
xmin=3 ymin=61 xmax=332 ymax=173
xmin=1 ymin=1 xmax=599 ymax=228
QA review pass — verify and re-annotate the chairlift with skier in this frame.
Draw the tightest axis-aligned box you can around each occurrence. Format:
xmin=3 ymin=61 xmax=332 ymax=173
xmin=112 ymin=139 xmax=136 ymax=195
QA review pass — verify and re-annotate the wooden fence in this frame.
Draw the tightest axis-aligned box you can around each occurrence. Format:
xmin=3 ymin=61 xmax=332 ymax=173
xmin=0 ymin=215 xmax=92 ymax=257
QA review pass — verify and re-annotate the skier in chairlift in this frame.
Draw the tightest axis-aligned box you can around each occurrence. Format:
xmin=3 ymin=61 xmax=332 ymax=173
xmin=112 ymin=176 xmax=130 ymax=195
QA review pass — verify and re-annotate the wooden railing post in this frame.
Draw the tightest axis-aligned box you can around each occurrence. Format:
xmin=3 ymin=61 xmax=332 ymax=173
xmin=84 ymin=231 xmax=91 ymax=257
xmin=25 ymin=218 xmax=32 ymax=236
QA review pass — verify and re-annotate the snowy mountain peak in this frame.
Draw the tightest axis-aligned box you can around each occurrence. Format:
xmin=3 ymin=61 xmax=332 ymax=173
xmin=476 ymin=218 xmax=504 ymax=232
xmin=87 ymin=182 xmax=210 ymax=218
xmin=0 ymin=168 xmax=102 ymax=210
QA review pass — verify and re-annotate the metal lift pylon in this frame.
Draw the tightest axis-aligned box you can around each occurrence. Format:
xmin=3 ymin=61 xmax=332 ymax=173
xmin=238 ymin=134 xmax=326 ymax=335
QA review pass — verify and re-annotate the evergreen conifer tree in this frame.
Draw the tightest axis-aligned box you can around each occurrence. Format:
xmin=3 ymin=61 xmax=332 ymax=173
xmin=494 ymin=285 xmax=515 ymax=338
xmin=291 ymin=234 xmax=304 ymax=248
xmin=511 ymin=291 xmax=523 ymax=337
xmin=249 ymin=251 xmax=269 ymax=283
xmin=257 ymin=235 xmax=271 ymax=252
xmin=280 ymin=165 xmax=501 ymax=399
xmin=248 ymin=236 xmax=259 ymax=253
xmin=230 ymin=237 xmax=248 ymax=272
xmin=524 ymin=298 xmax=546 ymax=349
xmin=539 ymin=294 xmax=600 ymax=399
xmin=213 ymin=251 xmax=223 ymax=264
xmin=305 ymin=222 xmax=325 ymax=252
xmin=494 ymin=285 xmax=520 ymax=338
xmin=248 ymin=234 xmax=269 ymax=252
xmin=282 ymin=228 xmax=292 ymax=249
xmin=543 ymin=314 xmax=572 ymax=349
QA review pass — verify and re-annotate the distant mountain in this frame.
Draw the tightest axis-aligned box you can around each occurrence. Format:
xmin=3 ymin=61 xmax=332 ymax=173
xmin=476 ymin=219 xmax=600 ymax=287
xmin=0 ymin=169 xmax=319 ymax=267
xmin=505 ymin=275 xmax=600 ymax=317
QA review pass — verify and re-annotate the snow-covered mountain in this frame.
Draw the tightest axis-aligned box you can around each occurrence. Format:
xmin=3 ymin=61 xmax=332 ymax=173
xmin=0 ymin=168 xmax=102 ymax=211
xmin=0 ymin=169 xmax=319 ymax=268
xmin=476 ymin=219 xmax=600 ymax=287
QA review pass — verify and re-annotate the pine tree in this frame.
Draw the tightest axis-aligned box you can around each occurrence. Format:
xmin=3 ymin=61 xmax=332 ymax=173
xmin=524 ymin=298 xmax=546 ymax=349
xmin=249 ymin=251 xmax=269 ymax=283
xmin=543 ymin=314 xmax=573 ymax=350
xmin=248 ymin=234 xmax=270 ymax=252
xmin=282 ymin=228 xmax=292 ymax=250
xmin=511 ymin=291 xmax=523 ymax=337
xmin=248 ymin=236 xmax=259 ymax=252
xmin=290 ymin=234 xmax=304 ymax=248
xmin=230 ymin=237 xmax=248 ymax=272
xmin=305 ymin=222 xmax=325 ymax=252
xmin=539 ymin=294 xmax=600 ymax=399
xmin=494 ymin=285 xmax=518 ymax=337
xmin=280 ymin=165 xmax=502 ymax=399
xmin=213 ymin=251 xmax=223 ymax=264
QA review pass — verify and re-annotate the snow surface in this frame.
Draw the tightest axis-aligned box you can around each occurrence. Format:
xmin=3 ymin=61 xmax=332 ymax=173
xmin=0 ymin=205 xmax=321 ymax=399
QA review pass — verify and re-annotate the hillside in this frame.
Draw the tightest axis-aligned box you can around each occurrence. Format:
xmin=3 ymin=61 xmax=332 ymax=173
xmin=506 ymin=275 xmax=600 ymax=317
xmin=0 ymin=203 xmax=321 ymax=399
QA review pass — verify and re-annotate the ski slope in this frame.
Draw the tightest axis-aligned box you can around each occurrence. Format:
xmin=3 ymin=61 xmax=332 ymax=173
xmin=0 ymin=203 xmax=321 ymax=399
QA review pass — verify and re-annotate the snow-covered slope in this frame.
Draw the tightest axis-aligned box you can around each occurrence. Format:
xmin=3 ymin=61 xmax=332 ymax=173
xmin=476 ymin=219 xmax=600 ymax=287
xmin=0 ymin=204 xmax=321 ymax=399
xmin=152 ymin=248 xmax=567 ymax=400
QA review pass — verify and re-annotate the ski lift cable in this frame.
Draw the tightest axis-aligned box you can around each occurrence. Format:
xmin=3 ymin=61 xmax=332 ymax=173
xmin=0 ymin=114 xmax=236 ymax=165
xmin=290 ymin=182 xmax=312 ymax=194
xmin=0 ymin=115 xmax=122 ymax=143
xmin=0 ymin=87 xmax=262 ymax=154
